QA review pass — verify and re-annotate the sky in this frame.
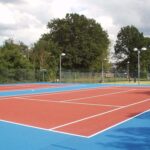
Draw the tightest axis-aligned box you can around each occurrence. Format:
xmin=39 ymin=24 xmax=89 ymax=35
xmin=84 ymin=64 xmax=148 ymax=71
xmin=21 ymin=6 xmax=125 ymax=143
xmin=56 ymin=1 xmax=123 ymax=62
xmin=0 ymin=0 xmax=150 ymax=47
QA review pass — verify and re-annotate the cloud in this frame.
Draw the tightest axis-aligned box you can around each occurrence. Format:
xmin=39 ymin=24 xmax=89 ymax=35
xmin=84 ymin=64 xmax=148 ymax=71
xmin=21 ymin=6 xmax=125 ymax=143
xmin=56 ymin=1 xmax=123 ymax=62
xmin=0 ymin=0 xmax=150 ymax=46
xmin=82 ymin=0 xmax=150 ymax=34
xmin=0 ymin=1 xmax=47 ymax=45
xmin=0 ymin=0 xmax=24 ymax=4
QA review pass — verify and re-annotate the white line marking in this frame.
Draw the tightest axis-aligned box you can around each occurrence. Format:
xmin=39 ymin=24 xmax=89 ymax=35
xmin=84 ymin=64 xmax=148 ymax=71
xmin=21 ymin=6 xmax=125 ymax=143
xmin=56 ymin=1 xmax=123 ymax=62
xmin=3 ymin=86 xmax=148 ymax=99
xmin=14 ymin=88 xmax=136 ymax=105
xmin=0 ymin=85 xmax=66 ymax=92
xmin=0 ymin=88 xmax=133 ymax=106
xmin=0 ymin=97 xmax=12 ymax=100
xmin=88 ymin=109 xmax=150 ymax=138
xmin=51 ymin=98 xmax=150 ymax=130
xmin=14 ymin=97 xmax=121 ymax=108
xmin=0 ymin=119 xmax=87 ymax=138
xmin=60 ymin=101 xmax=122 ymax=108
xmin=61 ymin=89 xmax=137 ymax=102
xmin=0 ymin=85 xmax=116 ymax=98
xmin=0 ymin=109 xmax=150 ymax=138
xmin=0 ymin=119 xmax=48 ymax=131
xmin=1 ymin=86 xmax=150 ymax=138
xmin=0 ymin=99 xmax=150 ymax=138
xmin=49 ymin=129 xmax=87 ymax=138
xmin=17 ymin=86 xmax=119 ymax=98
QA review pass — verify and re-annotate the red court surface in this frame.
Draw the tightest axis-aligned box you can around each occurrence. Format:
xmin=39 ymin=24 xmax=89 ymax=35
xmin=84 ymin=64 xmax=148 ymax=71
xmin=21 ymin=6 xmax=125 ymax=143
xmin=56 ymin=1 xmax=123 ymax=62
xmin=0 ymin=83 xmax=65 ymax=91
xmin=20 ymin=87 xmax=134 ymax=101
xmin=0 ymin=98 xmax=114 ymax=129
xmin=0 ymin=86 xmax=150 ymax=137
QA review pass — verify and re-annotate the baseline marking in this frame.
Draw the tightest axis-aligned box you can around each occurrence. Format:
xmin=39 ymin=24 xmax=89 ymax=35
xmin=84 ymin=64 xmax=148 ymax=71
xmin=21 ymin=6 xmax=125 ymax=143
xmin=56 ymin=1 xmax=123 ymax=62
xmin=0 ymin=109 xmax=150 ymax=138
xmin=0 ymin=119 xmax=87 ymax=138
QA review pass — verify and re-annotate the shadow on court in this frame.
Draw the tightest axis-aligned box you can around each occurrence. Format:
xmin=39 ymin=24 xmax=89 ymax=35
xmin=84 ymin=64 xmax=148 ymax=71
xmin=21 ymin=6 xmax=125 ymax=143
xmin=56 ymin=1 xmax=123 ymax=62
xmin=133 ymin=91 xmax=150 ymax=96
xmin=102 ymin=127 xmax=150 ymax=150
xmin=92 ymin=111 xmax=150 ymax=150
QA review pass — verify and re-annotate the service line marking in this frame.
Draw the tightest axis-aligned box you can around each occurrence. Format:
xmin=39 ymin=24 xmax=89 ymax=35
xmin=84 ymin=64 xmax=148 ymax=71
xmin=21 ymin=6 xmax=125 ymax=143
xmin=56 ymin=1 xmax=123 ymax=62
xmin=61 ymin=89 xmax=137 ymax=102
xmin=0 ymin=87 xmax=134 ymax=103
xmin=18 ymin=88 xmax=136 ymax=105
xmin=14 ymin=97 xmax=121 ymax=108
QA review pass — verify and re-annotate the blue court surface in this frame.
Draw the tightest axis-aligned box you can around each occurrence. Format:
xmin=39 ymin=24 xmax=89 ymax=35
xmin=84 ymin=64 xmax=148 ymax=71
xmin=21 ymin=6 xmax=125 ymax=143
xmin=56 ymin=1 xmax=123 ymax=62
xmin=0 ymin=83 xmax=150 ymax=150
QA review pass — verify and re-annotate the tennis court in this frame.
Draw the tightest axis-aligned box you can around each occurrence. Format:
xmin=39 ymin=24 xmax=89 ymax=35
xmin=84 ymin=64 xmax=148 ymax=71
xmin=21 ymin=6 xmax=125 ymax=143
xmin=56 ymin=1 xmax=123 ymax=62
xmin=0 ymin=83 xmax=150 ymax=150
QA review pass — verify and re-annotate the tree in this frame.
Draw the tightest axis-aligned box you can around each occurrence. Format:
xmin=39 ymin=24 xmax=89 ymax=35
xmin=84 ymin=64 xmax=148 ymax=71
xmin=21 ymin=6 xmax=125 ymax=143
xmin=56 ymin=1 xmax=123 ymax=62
xmin=114 ymin=25 xmax=146 ymax=74
xmin=142 ymin=37 xmax=150 ymax=73
xmin=42 ymin=13 xmax=110 ymax=71
xmin=0 ymin=39 xmax=33 ymax=82
xmin=31 ymin=39 xmax=59 ymax=80
xmin=0 ymin=39 xmax=32 ymax=69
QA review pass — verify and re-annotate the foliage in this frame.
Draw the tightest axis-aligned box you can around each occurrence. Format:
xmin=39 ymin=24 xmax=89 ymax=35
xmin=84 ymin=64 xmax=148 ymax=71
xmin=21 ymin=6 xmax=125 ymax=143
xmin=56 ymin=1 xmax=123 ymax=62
xmin=4 ymin=15 xmax=150 ymax=83
xmin=0 ymin=39 xmax=32 ymax=69
xmin=0 ymin=39 xmax=33 ymax=82
xmin=114 ymin=25 xmax=149 ymax=74
xmin=142 ymin=37 xmax=150 ymax=72
xmin=31 ymin=39 xmax=59 ymax=80
xmin=42 ymin=13 xmax=110 ymax=71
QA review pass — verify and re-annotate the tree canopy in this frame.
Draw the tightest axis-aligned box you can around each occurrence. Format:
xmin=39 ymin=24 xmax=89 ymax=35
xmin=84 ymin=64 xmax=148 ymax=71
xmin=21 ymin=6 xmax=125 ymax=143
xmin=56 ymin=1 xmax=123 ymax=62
xmin=114 ymin=25 xmax=150 ymax=74
xmin=0 ymin=39 xmax=33 ymax=82
xmin=40 ymin=13 xmax=110 ymax=71
xmin=3 ymin=14 xmax=150 ymax=82
xmin=0 ymin=39 xmax=32 ymax=70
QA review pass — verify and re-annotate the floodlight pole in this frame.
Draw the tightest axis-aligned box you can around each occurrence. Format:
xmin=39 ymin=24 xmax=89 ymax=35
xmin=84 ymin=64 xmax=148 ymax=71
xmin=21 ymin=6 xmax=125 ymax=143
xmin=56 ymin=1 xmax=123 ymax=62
xmin=138 ymin=50 xmax=140 ymax=85
xmin=127 ymin=61 xmax=130 ymax=82
xmin=101 ymin=61 xmax=104 ymax=82
xmin=59 ymin=53 xmax=66 ymax=82
xmin=101 ymin=58 xmax=107 ymax=83
xmin=134 ymin=47 xmax=147 ymax=85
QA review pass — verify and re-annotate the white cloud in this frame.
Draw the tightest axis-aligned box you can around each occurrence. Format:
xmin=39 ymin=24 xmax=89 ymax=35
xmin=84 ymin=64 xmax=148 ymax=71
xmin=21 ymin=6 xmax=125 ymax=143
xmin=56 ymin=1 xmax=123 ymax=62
xmin=0 ymin=0 xmax=150 ymax=46
xmin=0 ymin=0 xmax=23 ymax=4
xmin=0 ymin=4 xmax=15 ymax=24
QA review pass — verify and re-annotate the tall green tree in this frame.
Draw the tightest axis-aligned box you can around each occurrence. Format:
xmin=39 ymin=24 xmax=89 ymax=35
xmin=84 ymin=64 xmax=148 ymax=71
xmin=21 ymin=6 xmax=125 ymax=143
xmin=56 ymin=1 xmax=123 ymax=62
xmin=142 ymin=37 xmax=150 ymax=72
xmin=0 ymin=39 xmax=33 ymax=82
xmin=32 ymin=39 xmax=59 ymax=69
xmin=0 ymin=39 xmax=32 ymax=69
xmin=114 ymin=25 xmax=147 ymax=73
xmin=42 ymin=13 xmax=110 ymax=71
xmin=31 ymin=39 xmax=59 ymax=80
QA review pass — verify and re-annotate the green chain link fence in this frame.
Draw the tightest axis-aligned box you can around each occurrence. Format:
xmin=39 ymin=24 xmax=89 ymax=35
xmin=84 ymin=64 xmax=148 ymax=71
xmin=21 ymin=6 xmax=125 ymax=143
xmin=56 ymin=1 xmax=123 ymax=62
xmin=0 ymin=69 xmax=150 ymax=84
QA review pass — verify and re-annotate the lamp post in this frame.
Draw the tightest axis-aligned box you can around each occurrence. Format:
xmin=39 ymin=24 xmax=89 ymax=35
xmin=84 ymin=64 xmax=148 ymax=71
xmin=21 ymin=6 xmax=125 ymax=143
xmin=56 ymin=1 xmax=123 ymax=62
xmin=133 ymin=47 xmax=147 ymax=85
xmin=101 ymin=58 xmax=107 ymax=83
xmin=59 ymin=53 xmax=66 ymax=82
xmin=127 ymin=61 xmax=130 ymax=82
